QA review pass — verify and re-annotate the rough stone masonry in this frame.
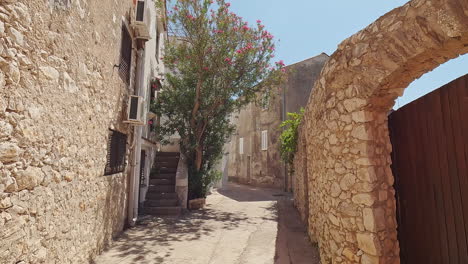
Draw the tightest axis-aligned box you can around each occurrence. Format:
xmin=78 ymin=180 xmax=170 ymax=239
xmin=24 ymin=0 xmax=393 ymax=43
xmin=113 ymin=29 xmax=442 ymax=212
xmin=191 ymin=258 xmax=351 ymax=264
xmin=0 ymin=0 xmax=138 ymax=263
xmin=292 ymin=0 xmax=468 ymax=263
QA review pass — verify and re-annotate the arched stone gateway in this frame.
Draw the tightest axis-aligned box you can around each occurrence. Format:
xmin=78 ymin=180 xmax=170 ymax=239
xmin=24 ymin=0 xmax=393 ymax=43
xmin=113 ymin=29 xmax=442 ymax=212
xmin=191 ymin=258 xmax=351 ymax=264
xmin=300 ymin=0 xmax=468 ymax=263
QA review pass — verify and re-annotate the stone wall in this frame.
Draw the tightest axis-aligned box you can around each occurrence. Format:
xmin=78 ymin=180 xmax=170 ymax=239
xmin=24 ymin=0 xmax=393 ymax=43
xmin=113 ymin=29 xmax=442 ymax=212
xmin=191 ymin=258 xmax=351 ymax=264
xmin=292 ymin=121 xmax=309 ymax=228
xmin=293 ymin=0 xmax=468 ymax=263
xmin=0 ymin=0 xmax=139 ymax=262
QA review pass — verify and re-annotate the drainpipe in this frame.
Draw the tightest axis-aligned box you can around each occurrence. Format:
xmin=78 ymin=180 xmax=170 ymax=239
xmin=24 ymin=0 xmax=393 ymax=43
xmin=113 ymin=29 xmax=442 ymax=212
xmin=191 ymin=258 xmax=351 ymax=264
xmin=128 ymin=49 xmax=145 ymax=226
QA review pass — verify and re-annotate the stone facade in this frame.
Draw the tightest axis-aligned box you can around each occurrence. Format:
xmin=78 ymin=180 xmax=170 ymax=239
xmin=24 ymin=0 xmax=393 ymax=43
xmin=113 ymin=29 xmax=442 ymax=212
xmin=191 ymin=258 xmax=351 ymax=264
xmin=227 ymin=54 xmax=328 ymax=189
xmin=0 ymin=0 xmax=165 ymax=262
xmin=292 ymin=0 xmax=468 ymax=263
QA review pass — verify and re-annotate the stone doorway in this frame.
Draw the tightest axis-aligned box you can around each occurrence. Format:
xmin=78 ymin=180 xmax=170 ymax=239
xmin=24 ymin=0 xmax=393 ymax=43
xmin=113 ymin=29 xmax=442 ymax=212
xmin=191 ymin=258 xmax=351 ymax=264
xmin=297 ymin=0 xmax=468 ymax=262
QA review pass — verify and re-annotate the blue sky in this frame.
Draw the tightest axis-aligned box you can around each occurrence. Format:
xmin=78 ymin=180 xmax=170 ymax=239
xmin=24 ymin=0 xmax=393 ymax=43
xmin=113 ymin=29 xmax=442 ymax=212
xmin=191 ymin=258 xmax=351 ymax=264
xmin=229 ymin=0 xmax=468 ymax=109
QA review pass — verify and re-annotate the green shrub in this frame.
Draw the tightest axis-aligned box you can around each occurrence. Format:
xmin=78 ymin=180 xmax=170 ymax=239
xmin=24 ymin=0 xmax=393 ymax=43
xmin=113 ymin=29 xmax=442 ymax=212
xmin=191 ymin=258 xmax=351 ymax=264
xmin=279 ymin=108 xmax=304 ymax=172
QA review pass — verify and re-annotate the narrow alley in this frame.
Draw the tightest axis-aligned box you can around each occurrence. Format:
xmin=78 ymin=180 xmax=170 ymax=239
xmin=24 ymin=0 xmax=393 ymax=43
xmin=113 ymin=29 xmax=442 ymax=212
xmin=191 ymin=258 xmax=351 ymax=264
xmin=94 ymin=183 xmax=320 ymax=264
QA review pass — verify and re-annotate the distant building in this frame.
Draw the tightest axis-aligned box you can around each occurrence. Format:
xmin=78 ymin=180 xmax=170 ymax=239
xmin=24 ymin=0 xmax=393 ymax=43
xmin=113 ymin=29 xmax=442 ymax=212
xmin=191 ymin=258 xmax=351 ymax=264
xmin=226 ymin=53 xmax=329 ymax=189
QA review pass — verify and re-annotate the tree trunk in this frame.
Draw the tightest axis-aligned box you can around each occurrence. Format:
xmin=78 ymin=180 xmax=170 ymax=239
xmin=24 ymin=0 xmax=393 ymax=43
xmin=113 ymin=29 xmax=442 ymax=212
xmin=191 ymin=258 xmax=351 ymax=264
xmin=195 ymin=144 xmax=203 ymax=171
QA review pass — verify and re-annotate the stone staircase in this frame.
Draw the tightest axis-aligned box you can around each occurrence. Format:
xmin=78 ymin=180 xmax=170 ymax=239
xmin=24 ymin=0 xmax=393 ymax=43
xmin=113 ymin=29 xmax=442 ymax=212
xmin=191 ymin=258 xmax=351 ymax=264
xmin=144 ymin=152 xmax=182 ymax=216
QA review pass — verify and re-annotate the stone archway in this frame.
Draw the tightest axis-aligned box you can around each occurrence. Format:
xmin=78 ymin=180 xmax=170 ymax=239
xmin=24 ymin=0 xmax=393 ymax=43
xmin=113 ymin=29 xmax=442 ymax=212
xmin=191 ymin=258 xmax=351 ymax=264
xmin=302 ymin=0 xmax=468 ymax=263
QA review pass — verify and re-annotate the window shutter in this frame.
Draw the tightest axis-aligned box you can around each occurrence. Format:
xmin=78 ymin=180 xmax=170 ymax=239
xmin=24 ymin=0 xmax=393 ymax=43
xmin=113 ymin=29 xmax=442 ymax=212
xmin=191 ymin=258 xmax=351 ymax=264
xmin=261 ymin=130 xmax=268 ymax=150
xmin=239 ymin=138 xmax=244 ymax=155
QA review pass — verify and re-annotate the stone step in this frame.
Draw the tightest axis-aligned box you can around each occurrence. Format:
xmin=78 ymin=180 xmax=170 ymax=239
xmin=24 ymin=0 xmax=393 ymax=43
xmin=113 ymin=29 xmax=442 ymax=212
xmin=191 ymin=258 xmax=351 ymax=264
xmin=156 ymin=152 xmax=180 ymax=157
xmin=150 ymin=179 xmax=175 ymax=185
xmin=149 ymin=185 xmax=174 ymax=193
xmin=159 ymin=167 xmax=177 ymax=173
xmin=145 ymin=199 xmax=179 ymax=207
xmin=144 ymin=206 xmax=182 ymax=216
xmin=155 ymin=160 xmax=179 ymax=167
xmin=154 ymin=166 xmax=178 ymax=172
xmin=150 ymin=173 xmax=176 ymax=180
xmin=146 ymin=192 xmax=178 ymax=200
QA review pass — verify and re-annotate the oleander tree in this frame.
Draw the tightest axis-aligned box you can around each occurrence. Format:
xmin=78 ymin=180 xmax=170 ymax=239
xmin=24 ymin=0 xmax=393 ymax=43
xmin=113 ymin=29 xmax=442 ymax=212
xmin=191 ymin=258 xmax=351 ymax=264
xmin=153 ymin=0 xmax=285 ymax=199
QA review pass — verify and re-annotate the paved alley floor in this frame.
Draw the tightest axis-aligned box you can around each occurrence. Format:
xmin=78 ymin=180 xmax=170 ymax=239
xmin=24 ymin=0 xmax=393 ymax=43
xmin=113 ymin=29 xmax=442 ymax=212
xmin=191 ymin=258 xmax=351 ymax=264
xmin=94 ymin=183 xmax=320 ymax=264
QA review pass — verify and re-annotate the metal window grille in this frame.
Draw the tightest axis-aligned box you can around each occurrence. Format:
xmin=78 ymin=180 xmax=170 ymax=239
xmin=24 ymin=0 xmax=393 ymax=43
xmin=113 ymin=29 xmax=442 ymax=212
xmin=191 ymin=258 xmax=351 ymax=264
xmin=119 ymin=25 xmax=132 ymax=85
xmin=104 ymin=130 xmax=128 ymax=175
xmin=139 ymin=150 xmax=146 ymax=185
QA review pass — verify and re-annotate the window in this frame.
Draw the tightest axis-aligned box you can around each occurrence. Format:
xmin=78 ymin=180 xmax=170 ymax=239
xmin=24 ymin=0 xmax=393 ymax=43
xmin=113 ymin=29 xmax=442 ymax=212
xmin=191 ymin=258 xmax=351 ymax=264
xmin=136 ymin=1 xmax=145 ymax=22
xmin=261 ymin=130 xmax=268 ymax=150
xmin=155 ymin=32 xmax=161 ymax=62
xmin=104 ymin=130 xmax=128 ymax=175
xmin=239 ymin=137 xmax=244 ymax=155
xmin=119 ymin=24 xmax=132 ymax=85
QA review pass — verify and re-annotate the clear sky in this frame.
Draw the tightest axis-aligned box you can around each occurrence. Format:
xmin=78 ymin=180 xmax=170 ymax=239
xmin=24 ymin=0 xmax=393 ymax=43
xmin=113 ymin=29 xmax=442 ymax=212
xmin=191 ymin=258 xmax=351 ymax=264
xmin=229 ymin=0 xmax=468 ymax=109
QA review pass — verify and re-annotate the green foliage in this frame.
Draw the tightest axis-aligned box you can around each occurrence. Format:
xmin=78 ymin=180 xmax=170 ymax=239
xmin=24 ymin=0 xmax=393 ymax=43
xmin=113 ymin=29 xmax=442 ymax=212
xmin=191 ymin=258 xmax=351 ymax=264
xmin=279 ymin=108 xmax=304 ymax=172
xmin=153 ymin=0 xmax=284 ymax=199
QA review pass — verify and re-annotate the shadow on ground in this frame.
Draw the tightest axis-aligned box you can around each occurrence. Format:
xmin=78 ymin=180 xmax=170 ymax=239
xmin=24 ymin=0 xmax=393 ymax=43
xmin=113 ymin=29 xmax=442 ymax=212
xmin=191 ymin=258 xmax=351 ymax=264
xmin=217 ymin=183 xmax=284 ymax=202
xmin=107 ymin=207 xmax=251 ymax=263
xmin=94 ymin=183 xmax=320 ymax=264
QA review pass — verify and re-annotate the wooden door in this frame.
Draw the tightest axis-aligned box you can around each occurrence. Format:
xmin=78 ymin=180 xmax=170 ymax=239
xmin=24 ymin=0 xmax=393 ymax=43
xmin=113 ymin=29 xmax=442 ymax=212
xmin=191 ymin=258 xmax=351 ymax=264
xmin=389 ymin=74 xmax=468 ymax=264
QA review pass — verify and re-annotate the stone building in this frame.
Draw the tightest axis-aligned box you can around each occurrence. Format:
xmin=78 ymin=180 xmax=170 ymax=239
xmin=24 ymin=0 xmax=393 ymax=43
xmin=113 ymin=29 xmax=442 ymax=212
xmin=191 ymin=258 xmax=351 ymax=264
xmin=0 ymin=0 xmax=167 ymax=262
xmin=226 ymin=53 xmax=328 ymax=189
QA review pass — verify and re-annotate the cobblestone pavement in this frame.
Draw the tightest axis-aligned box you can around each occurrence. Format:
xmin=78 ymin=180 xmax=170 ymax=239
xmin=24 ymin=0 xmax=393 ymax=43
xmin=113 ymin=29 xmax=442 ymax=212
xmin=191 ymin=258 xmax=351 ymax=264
xmin=94 ymin=183 xmax=320 ymax=264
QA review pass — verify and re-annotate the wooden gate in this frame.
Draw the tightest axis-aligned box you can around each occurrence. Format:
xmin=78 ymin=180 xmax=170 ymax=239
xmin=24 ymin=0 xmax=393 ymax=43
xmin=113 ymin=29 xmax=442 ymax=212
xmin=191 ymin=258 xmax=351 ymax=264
xmin=389 ymin=74 xmax=468 ymax=264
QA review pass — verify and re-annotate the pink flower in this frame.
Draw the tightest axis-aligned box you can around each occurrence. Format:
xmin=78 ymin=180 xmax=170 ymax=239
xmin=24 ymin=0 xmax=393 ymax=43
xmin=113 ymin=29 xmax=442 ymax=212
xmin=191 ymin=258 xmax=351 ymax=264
xmin=242 ymin=25 xmax=249 ymax=31
xmin=226 ymin=2 xmax=231 ymax=7
xmin=281 ymin=68 xmax=286 ymax=73
xmin=224 ymin=58 xmax=231 ymax=62
xmin=236 ymin=49 xmax=243 ymax=54
xmin=275 ymin=60 xmax=285 ymax=66
xmin=203 ymin=67 xmax=209 ymax=71
xmin=256 ymin=20 xmax=262 ymax=24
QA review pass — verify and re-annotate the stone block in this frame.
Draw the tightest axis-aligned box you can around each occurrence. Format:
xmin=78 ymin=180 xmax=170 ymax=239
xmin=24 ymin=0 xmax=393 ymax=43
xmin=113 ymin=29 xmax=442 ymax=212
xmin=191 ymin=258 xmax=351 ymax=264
xmin=357 ymin=233 xmax=382 ymax=256
xmin=0 ymin=142 xmax=21 ymax=163
xmin=15 ymin=166 xmax=44 ymax=191
xmin=363 ymin=207 xmax=386 ymax=232
xmin=343 ymin=98 xmax=367 ymax=112
xmin=352 ymin=193 xmax=375 ymax=206
xmin=351 ymin=125 xmax=372 ymax=140
xmin=340 ymin=173 xmax=356 ymax=191
xmin=361 ymin=253 xmax=380 ymax=264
